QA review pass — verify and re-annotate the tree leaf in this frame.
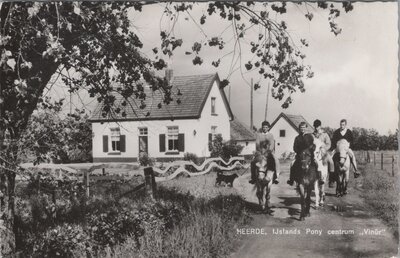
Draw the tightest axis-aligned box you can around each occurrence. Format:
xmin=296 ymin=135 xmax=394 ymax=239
xmin=6 ymin=58 xmax=16 ymax=70
xmin=73 ymin=3 xmax=81 ymax=15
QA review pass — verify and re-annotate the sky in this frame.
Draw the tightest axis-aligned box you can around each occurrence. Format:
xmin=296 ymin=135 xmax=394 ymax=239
xmin=128 ymin=2 xmax=398 ymax=134
xmin=52 ymin=2 xmax=398 ymax=135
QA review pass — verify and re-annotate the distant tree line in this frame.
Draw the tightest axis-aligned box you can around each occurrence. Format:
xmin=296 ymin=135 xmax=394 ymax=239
xmin=323 ymin=127 xmax=398 ymax=151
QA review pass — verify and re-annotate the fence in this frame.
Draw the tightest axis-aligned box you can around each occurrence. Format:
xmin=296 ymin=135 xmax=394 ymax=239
xmin=355 ymin=150 xmax=398 ymax=176
xmin=21 ymin=156 xmax=249 ymax=200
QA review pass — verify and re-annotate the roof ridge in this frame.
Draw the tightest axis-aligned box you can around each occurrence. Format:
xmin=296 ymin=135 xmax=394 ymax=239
xmin=174 ymin=73 xmax=216 ymax=78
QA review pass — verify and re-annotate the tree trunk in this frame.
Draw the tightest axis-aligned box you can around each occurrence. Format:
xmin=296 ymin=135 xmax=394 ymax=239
xmin=0 ymin=134 xmax=16 ymax=256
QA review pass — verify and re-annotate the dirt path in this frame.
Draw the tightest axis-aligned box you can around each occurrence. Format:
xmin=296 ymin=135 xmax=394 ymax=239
xmin=231 ymin=164 xmax=398 ymax=258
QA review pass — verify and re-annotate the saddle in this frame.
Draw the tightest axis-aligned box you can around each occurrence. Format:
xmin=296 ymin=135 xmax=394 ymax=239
xmin=254 ymin=151 xmax=276 ymax=172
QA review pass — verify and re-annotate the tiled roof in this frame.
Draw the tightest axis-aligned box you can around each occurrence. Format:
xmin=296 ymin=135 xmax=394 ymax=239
xmin=90 ymin=73 xmax=233 ymax=121
xmin=230 ymin=119 xmax=256 ymax=141
xmin=270 ymin=112 xmax=314 ymax=133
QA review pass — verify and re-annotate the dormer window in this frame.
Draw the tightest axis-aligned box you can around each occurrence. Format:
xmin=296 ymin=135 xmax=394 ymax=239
xmin=211 ymin=97 xmax=216 ymax=115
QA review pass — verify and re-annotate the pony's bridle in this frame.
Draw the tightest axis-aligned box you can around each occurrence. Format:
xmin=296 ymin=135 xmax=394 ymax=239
xmin=338 ymin=151 xmax=349 ymax=165
xmin=300 ymin=149 xmax=313 ymax=170
xmin=256 ymin=157 xmax=268 ymax=179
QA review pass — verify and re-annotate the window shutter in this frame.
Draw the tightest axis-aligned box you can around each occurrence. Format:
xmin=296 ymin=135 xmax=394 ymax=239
xmin=103 ymin=135 xmax=108 ymax=152
xmin=208 ymin=133 xmax=212 ymax=151
xmin=120 ymin=135 xmax=126 ymax=152
xmin=178 ymin=133 xmax=185 ymax=152
xmin=159 ymin=134 xmax=166 ymax=152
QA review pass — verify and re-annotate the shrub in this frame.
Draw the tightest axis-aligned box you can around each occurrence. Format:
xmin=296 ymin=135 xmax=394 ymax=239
xmin=87 ymin=203 xmax=143 ymax=247
xmin=33 ymin=224 xmax=91 ymax=258
xmin=184 ymin=152 xmax=200 ymax=172
xmin=222 ymin=140 xmax=244 ymax=161
xmin=210 ymin=134 xmax=224 ymax=158
xmin=139 ymin=152 xmax=154 ymax=166
xmin=101 ymin=193 xmax=250 ymax=258
xmin=210 ymin=135 xmax=244 ymax=161
xmin=281 ymin=151 xmax=295 ymax=160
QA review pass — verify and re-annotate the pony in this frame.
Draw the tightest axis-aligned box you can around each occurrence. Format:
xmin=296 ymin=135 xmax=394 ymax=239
xmin=333 ymin=139 xmax=351 ymax=197
xmin=296 ymin=144 xmax=318 ymax=221
xmin=254 ymin=154 xmax=274 ymax=211
xmin=313 ymin=138 xmax=329 ymax=207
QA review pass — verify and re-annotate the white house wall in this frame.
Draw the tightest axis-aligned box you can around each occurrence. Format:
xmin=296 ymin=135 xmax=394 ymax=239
xmin=269 ymin=118 xmax=299 ymax=158
xmin=237 ymin=141 xmax=256 ymax=156
xmin=92 ymin=81 xmax=231 ymax=162
xmin=199 ymin=80 xmax=231 ymax=143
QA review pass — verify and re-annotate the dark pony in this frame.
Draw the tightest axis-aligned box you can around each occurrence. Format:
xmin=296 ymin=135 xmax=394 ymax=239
xmin=296 ymin=143 xmax=318 ymax=221
xmin=254 ymin=153 xmax=275 ymax=212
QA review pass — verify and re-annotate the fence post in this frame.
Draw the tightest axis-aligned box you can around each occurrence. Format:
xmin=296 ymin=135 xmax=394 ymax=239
xmin=37 ymin=174 xmax=41 ymax=194
xmin=83 ymin=171 xmax=90 ymax=198
xmin=367 ymin=151 xmax=370 ymax=163
xmin=392 ymin=155 xmax=395 ymax=177
xmin=381 ymin=153 xmax=384 ymax=170
xmin=144 ymin=167 xmax=157 ymax=199
xmin=374 ymin=152 xmax=376 ymax=166
xmin=102 ymin=167 xmax=106 ymax=176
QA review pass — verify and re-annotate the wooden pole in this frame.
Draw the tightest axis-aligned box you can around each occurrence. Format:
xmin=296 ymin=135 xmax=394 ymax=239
xmin=250 ymin=78 xmax=253 ymax=131
xmin=374 ymin=152 xmax=376 ymax=166
xmin=381 ymin=153 xmax=384 ymax=170
xmin=264 ymin=82 xmax=270 ymax=121
xmin=84 ymin=171 xmax=90 ymax=198
xmin=228 ymin=85 xmax=231 ymax=104
xmin=144 ymin=167 xmax=157 ymax=199
xmin=392 ymin=155 xmax=395 ymax=176
xmin=102 ymin=167 xmax=106 ymax=176
xmin=367 ymin=151 xmax=370 ymax=163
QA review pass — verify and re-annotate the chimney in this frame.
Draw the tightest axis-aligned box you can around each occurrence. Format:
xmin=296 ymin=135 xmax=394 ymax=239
xmin=165 ymin=69 xmax=173 ymax=83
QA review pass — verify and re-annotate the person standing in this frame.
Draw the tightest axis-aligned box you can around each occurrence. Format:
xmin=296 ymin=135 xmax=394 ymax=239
xmin=287 ymin=122 xmax=314 ymax=186
xmin=331 ymin=119 xmax=360 ymax=178
xmin=249 ymin=121 xmax=280 ymax=184
xmin=312 ymin=119 xmax=335 ymax=185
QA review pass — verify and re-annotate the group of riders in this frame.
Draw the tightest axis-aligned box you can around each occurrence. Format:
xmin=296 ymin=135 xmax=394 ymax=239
xmin=249 ymin=119 xmax=361 ymax=187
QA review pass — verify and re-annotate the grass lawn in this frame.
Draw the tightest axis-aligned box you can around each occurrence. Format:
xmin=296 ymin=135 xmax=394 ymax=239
xmin=159 ymin=170 xmax=243 ymax=199
xmin=359 ymin=162 xmax=399 ymax=239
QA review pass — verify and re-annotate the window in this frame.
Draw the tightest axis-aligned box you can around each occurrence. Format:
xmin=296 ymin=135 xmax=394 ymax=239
xmin=167 ymin=126 xmax=179 ymax=151
xmin=280 ymin=130 xmax=286 ymax=137
xmin=211 ymin=97 xmax=216 ymax=115
xmin=211 ymin=126 xmax=218 ymax=139
xmin=139 ymin=127 xmax=148 ymax=136
xmin=110 ymin=127 xmax=121 ymax=151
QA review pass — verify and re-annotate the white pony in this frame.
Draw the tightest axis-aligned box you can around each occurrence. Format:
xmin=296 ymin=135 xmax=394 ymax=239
xmin=313 ymin=137 xmax=328 ymax=207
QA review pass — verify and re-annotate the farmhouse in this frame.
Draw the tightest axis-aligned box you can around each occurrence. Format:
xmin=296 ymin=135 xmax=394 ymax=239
xmin=90 ymin=71 xmax=255 ymax=162
xmin=230 ymin=119 xmax=256 ymax=157
xmin=269 ymin=112 xmax=313 ymax=158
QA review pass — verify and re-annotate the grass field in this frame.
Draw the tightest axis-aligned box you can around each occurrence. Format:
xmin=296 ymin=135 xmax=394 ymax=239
xmin=359 ymin=162 xmax=399 ymax=239
xmin=354 ymin=150 xmax=398 ymax=173
xmin=159 ymin=171 xmax=241 ymax=199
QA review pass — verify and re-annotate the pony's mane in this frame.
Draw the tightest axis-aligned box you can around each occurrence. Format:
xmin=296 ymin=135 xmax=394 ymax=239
xmin=336 ymin=139 xmax=350 ymax=152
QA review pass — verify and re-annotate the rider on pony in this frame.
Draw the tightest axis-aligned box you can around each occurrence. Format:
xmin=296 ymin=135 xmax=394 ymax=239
xmin=249 ymin=121 xmax=280 ymax=185
xmin=312 ymin=119 xmax=335 ymax=185
xmin=330 ymin=119 xmax=360 ymax=180
xmin=287 ymin=122 xmax=315 ymax=186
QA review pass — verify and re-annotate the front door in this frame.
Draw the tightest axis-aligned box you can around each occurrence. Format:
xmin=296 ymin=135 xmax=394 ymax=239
xmin=138 ymin=127 xmax=148 ymax=155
